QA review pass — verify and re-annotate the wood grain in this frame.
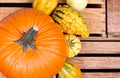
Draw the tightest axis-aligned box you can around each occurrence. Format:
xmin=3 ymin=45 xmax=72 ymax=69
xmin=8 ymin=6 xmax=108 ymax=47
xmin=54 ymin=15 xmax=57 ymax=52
xmin=80 ymin=42 xmax=120 ymax=54
xmin=83 ymin=73 xmax=120 ymax=78
xmin=0 ymin=0 xmax=105 ymax=4
xmin=82 ymin=8 xmax=105 ymax=34
xmin=69 ymin=57 xmax=120 ymax=69
xmin=58 ymin=73 xmax=120 ymax=78
xmin=107 ymin=0 xmax=120 ymax=38
xmin=0 ymin=7 xmax=106 ymax=37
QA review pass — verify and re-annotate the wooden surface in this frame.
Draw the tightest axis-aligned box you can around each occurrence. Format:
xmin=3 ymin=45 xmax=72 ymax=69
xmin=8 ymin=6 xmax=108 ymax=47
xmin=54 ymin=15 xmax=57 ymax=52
xmin=0 ymin=0 xmax=105 ymax=4
xmin=0 ymin=0 xmax=106 ymax=38
xmin=0 ymin=0 xmax=120 ymax=78
xmin=83 ymin=73 xmax=120 ymax=78
xmin=81 ymin=42 xmax=120 ymax=54
xmin=69 ymin=57 xmax=120 ymax=69
xmin=107 ymin=0 xmax=120 ymax=38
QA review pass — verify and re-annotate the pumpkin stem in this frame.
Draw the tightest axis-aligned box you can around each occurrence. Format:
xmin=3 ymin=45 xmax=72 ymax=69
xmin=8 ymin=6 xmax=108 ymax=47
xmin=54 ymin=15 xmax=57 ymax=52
xmin=16 ymin=26 xmax=38 ymax=52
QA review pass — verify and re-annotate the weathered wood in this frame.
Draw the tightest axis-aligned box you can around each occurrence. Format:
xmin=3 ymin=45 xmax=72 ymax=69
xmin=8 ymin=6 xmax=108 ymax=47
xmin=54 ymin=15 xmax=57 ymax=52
xmin=83 ymin=73 xmax=120 ymax=78
xmin=69 ymin=57 xmax=120 ymax=69
xmin=82 ymin=8 xmax=105 ymax=35
xmin=0 ymin=0 xmax=105 ymax=4
xmin=0 ymin=7 xmax=106 ymax=37
xmin=58 ymin=73 xmax=120 ymax=78
xmin=80 ymin=42 xmax=120 ymax=54
xmin=107 ymin=0 xmax=120 ymax=38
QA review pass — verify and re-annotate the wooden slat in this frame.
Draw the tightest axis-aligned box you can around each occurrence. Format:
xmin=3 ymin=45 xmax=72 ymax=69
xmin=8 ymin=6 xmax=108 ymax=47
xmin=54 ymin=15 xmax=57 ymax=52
xmin=58 ymin=73 xmax=120 ymax=78
xmin=82 ymin=8 xmax=105 ymax=35
xmin=0 ymin=0 xmax=105 ymax=4
xmin=107 ymin=0 xmax=120 ymax=38
xmin=69 ymin=57 xmax=120 ymax=69
xmin=0 ymin=7 xmax=106 ymax=37
xmin=58 ymin=0 xmax=105 ymax=4
xmin=88 ymin=0 xmax=105 ymax=4
xmin=83 ymin=73 xmax=120 ymax=78
xmin=80 ymin=42 xmax=120 ymax=54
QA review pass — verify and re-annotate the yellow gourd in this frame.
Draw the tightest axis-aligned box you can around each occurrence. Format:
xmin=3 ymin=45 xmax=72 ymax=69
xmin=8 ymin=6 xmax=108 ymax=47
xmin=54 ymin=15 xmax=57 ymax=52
xmin=52 ymin=5 xmax=90 ymax=38
xmin=58 ymin=60 xmax=82 ymax=78
xmin=32 ymin=0 xmax=58 ymax=15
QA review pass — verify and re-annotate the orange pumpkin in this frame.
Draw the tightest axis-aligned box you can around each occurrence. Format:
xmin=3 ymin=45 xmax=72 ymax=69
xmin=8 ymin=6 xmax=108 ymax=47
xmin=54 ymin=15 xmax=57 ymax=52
xmin=0 ymin=8 xmax=67 ymax=78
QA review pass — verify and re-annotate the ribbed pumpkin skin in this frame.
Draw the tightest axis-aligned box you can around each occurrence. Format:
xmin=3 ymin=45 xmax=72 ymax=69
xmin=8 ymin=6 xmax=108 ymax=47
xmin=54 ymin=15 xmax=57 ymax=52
xmin=58 ymin=60 xmax=82 ymax=78
xmin=52 ymin=5 xmax=90 ymax=38
xmin=33 ymin=0 xmax=58 ymax=15
xmin=0 ymin=8 xmax=67 ymax=78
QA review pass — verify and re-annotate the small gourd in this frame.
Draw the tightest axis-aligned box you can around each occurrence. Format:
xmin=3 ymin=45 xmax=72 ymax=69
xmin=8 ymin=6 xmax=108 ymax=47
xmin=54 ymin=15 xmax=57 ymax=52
xmin=58 ymin=60 xmax=82 ymax=78
xmin=32 ymin=0 xmax=58 ymax=15
xmin=52 ymin=5 xmax=90 ymax=38
xmin=65 ymin=34 xmax=81 ymax=57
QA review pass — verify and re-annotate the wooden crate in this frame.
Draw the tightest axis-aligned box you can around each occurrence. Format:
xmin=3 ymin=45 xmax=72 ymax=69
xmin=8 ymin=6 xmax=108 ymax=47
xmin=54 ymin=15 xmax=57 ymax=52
xmin=107 ymin=0 xmax=120 ymax=38
xmin=0 ymin=0 xmax=106 ymax=38
xmin=0 ymin=0 xmax=120 ymax=78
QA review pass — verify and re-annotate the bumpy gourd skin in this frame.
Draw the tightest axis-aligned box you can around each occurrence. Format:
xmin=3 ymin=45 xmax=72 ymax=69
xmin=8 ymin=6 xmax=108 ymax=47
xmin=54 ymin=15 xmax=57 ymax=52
xmin=58 ymin=60 xmax=82 ymax=78
xmin=52 ymin=5 xmax=90 ymax=38
xmin=33 ymin=0 xmax=58 ymax=15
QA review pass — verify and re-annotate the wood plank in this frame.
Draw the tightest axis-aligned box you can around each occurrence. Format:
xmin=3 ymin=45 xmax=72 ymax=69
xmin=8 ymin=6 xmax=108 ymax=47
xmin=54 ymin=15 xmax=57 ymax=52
xmin=58 ymin=0 xmax=105 ymax=4
xmin=82 ymin=8 xmax=105 ymax=34
xmin=0 ymin=7 xmax=106 ymax=37
xmin=83 ymin=73 xmax=120 ymax=78
xmin=58 ymin=73 xmax=120 ymax=78
xmin=69 ymin=57 xmax=120 ymax=69
xmin=107 ymin=0 xmax=120 ymax=38
xmin=80 ymin=42 xmax=120 ymax=54
xmin=0 ymin=0 xmax=105 ymax=4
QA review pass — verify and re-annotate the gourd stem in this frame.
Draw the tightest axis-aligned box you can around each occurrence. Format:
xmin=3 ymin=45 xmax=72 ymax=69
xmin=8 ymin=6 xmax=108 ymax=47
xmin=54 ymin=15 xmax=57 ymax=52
xmin=16 ymin=26 xmax=38 ymax=52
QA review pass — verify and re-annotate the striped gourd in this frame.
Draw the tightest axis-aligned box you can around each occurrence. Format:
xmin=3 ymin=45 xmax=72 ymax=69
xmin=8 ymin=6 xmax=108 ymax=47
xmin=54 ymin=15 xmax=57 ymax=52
xmin=58 ymin=60 xmax=82 ymax=78
xmin=65 ymin=34 xmax=81 ymax=57
xmin=52 ymin=5 xmax=90 ymax=38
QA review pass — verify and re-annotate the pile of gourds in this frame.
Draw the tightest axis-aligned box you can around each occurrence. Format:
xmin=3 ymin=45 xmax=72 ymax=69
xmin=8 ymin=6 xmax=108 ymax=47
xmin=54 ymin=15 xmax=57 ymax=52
xmin=0 ymin=0 xmax=89 ymax=78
